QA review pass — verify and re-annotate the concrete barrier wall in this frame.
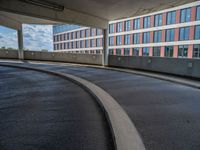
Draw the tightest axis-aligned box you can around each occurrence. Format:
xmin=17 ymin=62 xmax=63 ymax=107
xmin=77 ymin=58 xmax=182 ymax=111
xmin=108 ymin=55 xmax=200 ymax=79
xmin=0 ymin=50 xmax=102 ymax=65
xmin=24 ymin=51 xmax=102 ymax=65
xmin=0 ymin=50 xmax=18 ymax=59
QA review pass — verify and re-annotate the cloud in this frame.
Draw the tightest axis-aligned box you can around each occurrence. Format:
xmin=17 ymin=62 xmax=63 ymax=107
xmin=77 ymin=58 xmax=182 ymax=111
xmin=0 ymin=24 xmax=53 ymax=51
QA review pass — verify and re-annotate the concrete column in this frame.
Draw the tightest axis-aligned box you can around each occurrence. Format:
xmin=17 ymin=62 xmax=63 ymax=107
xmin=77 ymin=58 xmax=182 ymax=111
xmin=17 ymin=27 xmax=24 ymax=60
xmin=103 ymin=27 xmax=109 ymax=66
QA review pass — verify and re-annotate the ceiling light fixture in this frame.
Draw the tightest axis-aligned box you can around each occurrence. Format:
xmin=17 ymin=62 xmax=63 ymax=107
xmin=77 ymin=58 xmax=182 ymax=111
xmin=20 ymin=0 xmax=64 ymax=11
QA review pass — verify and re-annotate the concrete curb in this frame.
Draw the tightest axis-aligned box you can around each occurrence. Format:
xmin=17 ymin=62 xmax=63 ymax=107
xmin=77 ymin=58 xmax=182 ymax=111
xmin=0 ymin=63 xmax=146 ymax=150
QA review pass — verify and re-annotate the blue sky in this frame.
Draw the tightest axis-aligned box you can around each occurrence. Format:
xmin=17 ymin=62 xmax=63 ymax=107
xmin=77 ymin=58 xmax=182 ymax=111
xmin=0 ymin=24 xmax=53 ymax=51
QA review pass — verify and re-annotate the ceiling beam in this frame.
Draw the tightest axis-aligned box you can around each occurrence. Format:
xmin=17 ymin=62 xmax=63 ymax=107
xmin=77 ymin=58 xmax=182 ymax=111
xmin=0 ymin=0 xmax=108 ymax=29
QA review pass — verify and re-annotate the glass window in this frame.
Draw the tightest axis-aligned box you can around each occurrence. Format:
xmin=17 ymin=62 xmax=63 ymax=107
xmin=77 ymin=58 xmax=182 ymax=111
xmin=67 ymin=42 xmax=70 ymax=49
xmin=143 ymin=16 xmax=151 ymax=28
xmin=165 ymin=46 xmax=174 ymax=57
xmin=109 ymin=49 xmax=114 ymax=55
xmin=116 ymin=35 xmax=122 ymax=45
xmin=109 ymin=37 xmax=114 ymax=46
xmin=179 ymin=27 xmax=190 ymax=41
xmin=153 ymin=47 xmax=161 ymax=56
xmin=195 ymin=25 xmax=200 ymax=40
xmin=124 ymin=35 xmax=131 ymax=45
xmin=67 ymin=33 xmax=70 ymax=40
xmin=71 ymin=33 xmax=75 ymax=39
xmin=180 ymin=8 xmax=191 ymax=23
xmin=109 ymin=24 xmax=115 ymax=33
xmin=96 ymin=29 xmax=102 ymax=35
xmin=143 ymin=32 xmax=150 ymax=43
xmin=116 ymin=49 xmax=121 ymax=55
xmin=132 ymin=48 xmax=139 ymax=56
xmin=90 ymin=39 xmax=95 ymax=47
xmin=124 ymin=48 xmax=130 ymax=56
xmin=80 ymin=40 xmax=84 ymax=48
xmin=64 ymin=34 xmax=66 ymax=40
xmin=178 ymin=45 xmax=188 ymax=58
xmin=96 ymin=38 xmax=101 ymax=47
xmin=117 ymin=22 xmax=123 ymax=32
xmin=76 ymin=31 xmax=79 ymax=39
xmin=80 ymin=30 xmax=85 ymax=38
xmin=71 ymin=42 xmax=74 ymax=49
xmin=91 ymin=28 xmax=96 ymax=36
xmin=142 ymin=47 xmax=149 ymax=56
xmin=134 ymin=18 xmax=140 ymax=30
xmin=166 ymin=29 xmax=175 ymax=42
xmin=85 ymin=40 xmax=89 ymax=48
xmin=154 ymin=14 xmax=163 ymax=27
xmin=167 ymin=11 xmax=176 ymax=25
xmin=154 ymin=30 xmax=162 ymax=43
xmin=85 ymin=29 xmax=90 ymax=37
xmin=197 ymin=6 xmax=200 ymax=20
xmin=125 ymin=20 xmax=131 ymax=31
xmin=133 ymin=33 xmax=140 ymax=44
xmin=193 ymin=44 xmax=200 ymax=58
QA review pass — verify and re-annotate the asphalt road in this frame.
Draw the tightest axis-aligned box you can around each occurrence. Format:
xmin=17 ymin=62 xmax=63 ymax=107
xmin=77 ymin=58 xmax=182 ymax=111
xmin=0 ymin=66 xmax=114 ymax=150
xmin=15 ymin=62 xmax=200 ymax=150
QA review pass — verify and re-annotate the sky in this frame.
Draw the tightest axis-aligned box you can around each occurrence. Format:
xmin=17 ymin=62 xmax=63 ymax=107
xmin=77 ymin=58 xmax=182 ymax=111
xmin=0 ymin=24 xmax=53 ymax=51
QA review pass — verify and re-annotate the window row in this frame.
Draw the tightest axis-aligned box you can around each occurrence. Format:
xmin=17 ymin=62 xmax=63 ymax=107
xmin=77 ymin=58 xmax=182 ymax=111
xmin=54 ymin=38 xmax=103 ymax=50
xmin=109 ymin=5 xmax=200 ymax=33
xmin=54 ymin=28 xmax=102 ymax=42
xmin=109 ymin=45 xmax=200 ymax=58
xmin=109 ymin=25 xmax=200 ymax=45
xmin=63 ymin=50 xmax=103 ymax=54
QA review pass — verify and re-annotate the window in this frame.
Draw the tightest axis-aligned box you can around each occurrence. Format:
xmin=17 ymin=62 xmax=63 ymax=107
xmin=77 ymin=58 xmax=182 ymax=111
xmin=132 ymin=48 xmax=139 ymax=56
xmin=64 ymin=34 xmax=66 ymax=40
xmin=53 ymin=36 xmax=56 ymax=42
xmin=109 ymin=49 xmax=114 ymax=55
xmin=116 ymin=35 xmax=122 ymax=45
xmin=142 ymin=47 xmax=149 ymax=56
xmin=116 ymin=49 xmax=121 ymax=55
xmin=125 ymin=20 xmax=131 ymax=31
xmin=124 ymin=48 xmax=130 ymax=56
xmin=96 ymin=38 xmax=101 ymax=47
xmin=91 ymin=28 xmax=96 ymax=36
xmin=195 ymin=25 xmax=200 ymax=40
xmin=179 ymin=27 xmax=190 ymax=41
xmin=178 ymin=45 xmax=188 ymax=58
xmin=90 ymin=39 xmax=95 ymax=47
xmin=80 ymin=30 xmax=85 ymax=38
xmin=124 ymin=35 xmax=131 ymax=45
xmin=109 ymin=24 xmax=115 ymax=33
xmin=197 ymin=6 xmax=200 ymax=20
xmin=180 ymin=8 xmax=191 ymax=23
xmin=67 ymin=33 xmax=70 ymax=40
xmin=143 ymin=32 xmax=150 ymax=43
xmin=154 ymin=14 xmax=163 ymax=27
xmin=76 ymin=41 xmax=79 ymax=48
xmin=71 ymin=42 xmax=74 ymax=49
xmin=134 ymin=18 xmax=140 ymax=30
xmin=165 ymin=46 xmax=174 ymax=57
xmin=154 ymin=31 xmax=162 ymax=43
xmin=167 ymin=11 xmax=176 ymax=25
xmin=85 ymin=40 xmax=89 ymax=48
xmin=76 ymin=31 xmax=79 ymax=39
xmin=109 ymin=37 xmax=114 ymax=46
xmin=80 ymin=40 xmax=84 ymax=48
xmin=96 ymin=29 xmax=102 ymax=35
xmin=143 ymin=16 xmax=151 ymax=28
xmin=71 ymin=33 xmax=75 ymax=39
xmin=193 ymin=44 xmax=200 ymax=58
xmin=153 ymin=47 xmax=161 ymax=56
xmin=85 ymin=29 xmax=90 ymax=37
xmin=67 ymin=42 xmax=70 ymax=49
xmin=117 ymin=22 xmax=123 ymax=32
xmin=133 ymin=33 xmax=140 ymax=44
xmin=166 ymin=29 xmax=175 ymax=42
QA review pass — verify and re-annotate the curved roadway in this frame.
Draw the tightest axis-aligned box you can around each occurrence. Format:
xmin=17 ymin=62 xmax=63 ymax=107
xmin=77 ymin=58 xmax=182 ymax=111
xmin=11 ymin=61 xmax=200 ymax=150
xmin=0 ymin=66 xmax=114 ymax=150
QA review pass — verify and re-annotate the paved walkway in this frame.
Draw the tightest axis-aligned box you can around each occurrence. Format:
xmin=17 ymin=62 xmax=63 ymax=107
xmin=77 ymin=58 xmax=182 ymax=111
xmin=0 ymin=66 xmax=114 ymax=150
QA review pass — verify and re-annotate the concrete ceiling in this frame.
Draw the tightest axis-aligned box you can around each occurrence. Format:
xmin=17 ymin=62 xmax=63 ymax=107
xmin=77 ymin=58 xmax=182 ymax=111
xmin=0 ymin=0 xmax=197 ymax=29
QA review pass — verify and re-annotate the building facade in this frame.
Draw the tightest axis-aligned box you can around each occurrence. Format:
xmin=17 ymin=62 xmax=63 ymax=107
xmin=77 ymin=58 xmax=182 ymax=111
xmin=53 ymin=1 xmax=200 ymax=59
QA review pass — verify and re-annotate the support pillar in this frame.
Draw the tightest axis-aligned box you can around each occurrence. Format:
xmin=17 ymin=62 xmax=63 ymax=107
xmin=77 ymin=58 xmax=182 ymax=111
xmin=103 ymin=27 xmax=109 ymax=66
xmin=17 ymin=26 xmax=24 ymax=60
